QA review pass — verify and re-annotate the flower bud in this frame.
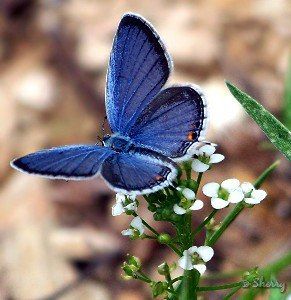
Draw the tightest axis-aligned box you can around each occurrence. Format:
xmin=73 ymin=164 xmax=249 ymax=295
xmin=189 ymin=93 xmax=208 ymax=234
xmin=151 ymin=281 xmax=167 ymax=297
xmin=158 ymin=233 xmax=171 ymax=244
xmin=122 ymin=263 xmax=134 ymax=277
xmin=157 ymin=262 xmax=169 ymax=275
xmin=127 ymin=255 xmax=141 ymax=271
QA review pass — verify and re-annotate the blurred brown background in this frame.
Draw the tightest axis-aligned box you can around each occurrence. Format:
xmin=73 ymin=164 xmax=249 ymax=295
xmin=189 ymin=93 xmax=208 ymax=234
xmin=0 ymin=0 xmax=290 ymax=299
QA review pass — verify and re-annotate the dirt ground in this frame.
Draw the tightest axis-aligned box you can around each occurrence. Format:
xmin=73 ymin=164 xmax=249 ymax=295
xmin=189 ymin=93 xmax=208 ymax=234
xmin=0 ymin=0 xmax=290 ymax=299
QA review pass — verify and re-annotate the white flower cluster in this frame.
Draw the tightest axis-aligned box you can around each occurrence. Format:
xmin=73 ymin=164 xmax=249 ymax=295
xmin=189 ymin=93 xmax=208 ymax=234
xmin=192 ymin=143 xmax=224 ymax=172
xmin=202 ymin=179 xmax=267 ymax=209
xmin=178 ymin=246 xmax=214 ymax=275
xmin=173 ymin=187 xmax=204 ymax=215
xmin=112 ymin=193 xmax=137 ymax=216
xmin=112 ymin=193 xmax=143 ymax=238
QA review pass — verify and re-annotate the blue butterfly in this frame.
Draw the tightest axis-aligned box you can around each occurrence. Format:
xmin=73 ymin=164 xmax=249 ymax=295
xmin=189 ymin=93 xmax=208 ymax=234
xmin=10 ymin=13 xmax=208 ymax=195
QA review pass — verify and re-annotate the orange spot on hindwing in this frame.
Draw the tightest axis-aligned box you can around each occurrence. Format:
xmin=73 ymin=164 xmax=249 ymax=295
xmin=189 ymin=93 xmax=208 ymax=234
xmin=187 ymin=131 xmax=196 ymax=141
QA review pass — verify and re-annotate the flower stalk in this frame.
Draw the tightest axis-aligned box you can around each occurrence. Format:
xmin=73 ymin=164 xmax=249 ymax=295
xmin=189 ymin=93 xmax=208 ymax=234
xmin=116 ymin=145 xmax=280 ymax=299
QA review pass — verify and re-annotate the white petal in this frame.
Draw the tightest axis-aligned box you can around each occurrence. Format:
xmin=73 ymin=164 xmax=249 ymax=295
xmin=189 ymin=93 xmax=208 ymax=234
xmin=176 ymin=187 xmax=182 ymax=192
xmin=128 ymin=194 xmax=136 ymax=201
xmin=202 ymin=182 xmax=220 ymax=197
xmin=190 ymin=200 xmax=204 ymax=211
xmin=121 ymin=229 xmax=133 ymax=236
xmin=125 ymin=202 xmax=136 ymax=211
xmin=241 ymin=182 xmax=254 ymax=194
xmin=199 ymin=145 xmax=216 ymax=156
xmin=196 ymin=246 xmax=214 ymax=262
xmin=209 ymin=154 xmax=225 ymax=164
xmin=173 ymin=204 xmax=187 ymax=215
xmin=209 ymin=142 xmax=218 ymax=147
xmin=187 ymin=246 xmax=198 ymax=254
xmin=244 ymin=197 xmax=261 ymax=205
xmin=182 ymin=188 xmax=196 ymax=200
xmin=228 ymin=189 xmax=244 ymax=203
xmin=178 ymin=252 xmax=193 ymax=270
xmin=191 ymin=159 xmax=209 ymax=172
xmin=251 ymin=189 xmax=267 ymax=202
xmin=193 ymin=264 xmax=206 ymax=275
xmin=131 ymin=217 xmax=144 ymax=234
xmin=112 ymin=202 xmax=125 ymax=216
xmin=221 ymin=178 xmax=240 ymax=191
xmin=116 ymin=193 xmax=126 ymax=203
xmin=211 ymin=198 xmax=229 ymax=209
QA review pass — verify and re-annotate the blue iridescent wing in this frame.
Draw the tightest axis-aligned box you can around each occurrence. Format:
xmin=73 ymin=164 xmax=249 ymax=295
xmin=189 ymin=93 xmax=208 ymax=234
xmin=128 ymin=85 xmax=208 ymax=160
xmin=11 ymin=145 xmax=114 ymax=179
xmin=101 ymin=148 xmax=177 ymax=195
xmin=106 ymin=13 xmax=171 ymax=134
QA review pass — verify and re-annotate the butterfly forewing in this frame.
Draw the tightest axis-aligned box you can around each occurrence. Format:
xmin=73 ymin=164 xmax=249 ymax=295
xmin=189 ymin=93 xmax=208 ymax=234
xmin=106 ymin=14 xmax=171 ymax=135
xmin=11 ymin=145 xmax=114 ymax=179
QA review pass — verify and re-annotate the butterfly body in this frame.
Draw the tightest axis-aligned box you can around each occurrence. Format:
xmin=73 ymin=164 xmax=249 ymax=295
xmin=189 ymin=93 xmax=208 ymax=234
xmin=11 ymin=13 xmax=208 ymax=195
xmin=103 ymin=134 xmax=134 ymax=153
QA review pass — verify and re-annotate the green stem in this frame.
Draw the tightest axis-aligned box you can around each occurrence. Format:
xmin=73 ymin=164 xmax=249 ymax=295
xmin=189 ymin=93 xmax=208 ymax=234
xmin=193 ymin=209 xmax=217 ymax=236
xmin=253 ymin=160 xmax=280 ymax=188
xmin=177 ymin=172 xmax=204 ymax=300
xmin=183 ymin=161 xmax=192 ymax=180
xmin=179 ymin=269 xmax=200 ymax=300
xmin=165 ymin=268 xmax=175 ymax=294
xmin=168 ymin=243 xmax=183 ymax=256
xmin=133 ymin=212 xmax=182 ymax=256
xmin=135 ymin=271 xmax=152 ymax=283
xmin=206 ymin=202 xmax=245 ymax=246
xmin=202 ymin=269 xmax=246 ymax=280
xmin=223 ymin=286 xmax=242 ymax=299
xmin=171 ymin=276 xmax=183 ymax=284
xmin=197 ymin=281 xmax=242 ymax=291
xmin=194 ymin=172 xmax=203 ymax=192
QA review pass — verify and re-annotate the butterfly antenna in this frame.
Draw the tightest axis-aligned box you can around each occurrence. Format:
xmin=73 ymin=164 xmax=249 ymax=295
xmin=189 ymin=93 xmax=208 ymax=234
xmin=102 ymin=116 xmax=107 ymax=138
xmin=96 ymin=135 xmax=103 ymax=146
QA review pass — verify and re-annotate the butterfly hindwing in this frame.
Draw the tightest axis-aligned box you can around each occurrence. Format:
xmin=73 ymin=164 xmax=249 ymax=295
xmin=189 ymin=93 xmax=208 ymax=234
xmin=101 ymin=147 xmax=177 ymax=195
xmin=128 ymin=85 xmax=207 ymax=160
xmin=11 ymin=145 xmax=114 ymax=179
xmin=106 ymin=13 xmax=171 ymax=135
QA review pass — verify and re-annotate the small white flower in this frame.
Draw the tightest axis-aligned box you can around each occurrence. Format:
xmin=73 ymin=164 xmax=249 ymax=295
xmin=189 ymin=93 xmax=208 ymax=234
xmin=189 ymin=200 xmax=204 ymax=211
xmin=192 ymin=143 xmax=224 ymax=172
xmin=202 ymin=182 xmax=220 ymax=197
xmin=174 ymin=187 xmax=204 ymax=215
xmin=244 ymin=187 xmax=267 ymax=205
xmin=191 ymin=159 xmax=209 ymax=172
xmin=241 ymin=182 xmax=254 ymax=194
xmin=178 ymin=245 xmax=214 ymax=274
xmin=202 ymin=179 xmax=244 ymax=210
xmin=173 ymin=204 xmax=188 ymax=215
xmin=203 ymin=180 xmax=267 ymax=209
xmin=112 ymin=193 xmax=137 ymax=216
xmin=121 ymin=216 xmax=144 ymax=237
xmin=182 ymin=188 xmax=196 ymax=200
xmin=221 ymin=178 xmax=240 ymax=191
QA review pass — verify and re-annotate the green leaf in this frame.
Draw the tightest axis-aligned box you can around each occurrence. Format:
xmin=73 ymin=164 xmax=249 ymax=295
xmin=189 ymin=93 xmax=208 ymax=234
xmin=268 ymin=276 xmax=285 ymax=300
xmin=283 ymin=54 xmax=291 ymax=130
xmin=226 ymin=81 xmax=291 ymax=160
